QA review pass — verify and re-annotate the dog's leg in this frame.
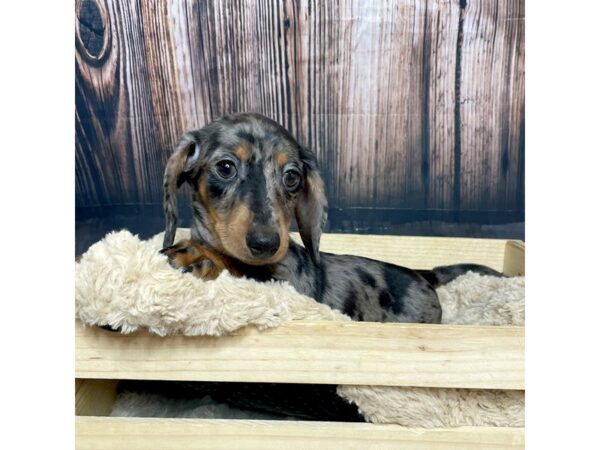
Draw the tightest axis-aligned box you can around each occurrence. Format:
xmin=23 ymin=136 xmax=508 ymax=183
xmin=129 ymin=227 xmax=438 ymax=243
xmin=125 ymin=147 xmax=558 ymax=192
xmin=160 ymin=239 xmax=241 ymax=280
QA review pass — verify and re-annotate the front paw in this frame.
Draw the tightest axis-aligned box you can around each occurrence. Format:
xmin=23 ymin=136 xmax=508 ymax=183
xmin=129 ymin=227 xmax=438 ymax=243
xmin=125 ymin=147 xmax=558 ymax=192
xmin=160 ymin=239 xmax=236 ymax=280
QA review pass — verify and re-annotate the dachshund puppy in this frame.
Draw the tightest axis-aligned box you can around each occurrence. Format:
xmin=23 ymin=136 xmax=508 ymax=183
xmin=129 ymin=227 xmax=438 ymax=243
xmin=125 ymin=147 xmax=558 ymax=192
xmin=161 ymin=113 xmax=501 ymax=324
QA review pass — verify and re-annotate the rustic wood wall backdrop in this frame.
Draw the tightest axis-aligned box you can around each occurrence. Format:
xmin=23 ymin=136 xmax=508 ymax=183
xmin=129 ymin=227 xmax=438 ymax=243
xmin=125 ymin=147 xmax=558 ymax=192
xmin=76 ymin=0 xmax=524 ymax=229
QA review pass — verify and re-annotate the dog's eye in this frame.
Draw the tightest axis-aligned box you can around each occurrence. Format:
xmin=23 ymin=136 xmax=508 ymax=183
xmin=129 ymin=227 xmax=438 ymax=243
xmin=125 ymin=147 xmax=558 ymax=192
xmin=215 ymin=160 xmax=237 ymax=179
xmin=283 ymin=169 xmax=301 ymax=190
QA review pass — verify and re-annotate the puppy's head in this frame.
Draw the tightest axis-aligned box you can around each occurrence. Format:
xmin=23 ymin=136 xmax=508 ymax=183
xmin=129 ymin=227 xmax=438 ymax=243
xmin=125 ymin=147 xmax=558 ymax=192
xmin=163 ymin=113 xmax=327 ymax=265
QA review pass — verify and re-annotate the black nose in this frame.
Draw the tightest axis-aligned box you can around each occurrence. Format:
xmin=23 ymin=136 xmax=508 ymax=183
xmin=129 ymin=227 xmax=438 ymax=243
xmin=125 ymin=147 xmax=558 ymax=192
xmin=246 ymin=231 xmax=280 ymax=258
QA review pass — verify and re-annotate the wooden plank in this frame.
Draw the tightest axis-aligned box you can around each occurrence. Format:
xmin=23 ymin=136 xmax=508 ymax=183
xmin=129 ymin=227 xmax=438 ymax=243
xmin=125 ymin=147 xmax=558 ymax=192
xmin=423 ymin=0 xmax=461 ymax=210
xmin=503 ymin=241 xmax=525 ymax=276
xmin=75 ymin=417 xmax=524 ymax=450
xmin=300 ymin=233 xmax=509 ymax=271
xmin=459 ymin=0 xmax=525 ymax=211
xmin=76 ymin=378 xmax=119 ymax=416
xmin=76 ymin=0 xmax=524 ymax=221
xmin=76 ymin=320 xmax=524 ymax=389
xmin=76 ymin=0 xmax=168 ymax=206
xmin=294 ymin=0 xmax=462 ymax=210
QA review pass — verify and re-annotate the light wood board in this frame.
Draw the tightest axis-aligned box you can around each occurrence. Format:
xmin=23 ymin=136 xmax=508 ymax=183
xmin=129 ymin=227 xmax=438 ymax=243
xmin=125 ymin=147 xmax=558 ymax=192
xmin=286 ymin=232 xmax=510 ymax=271
xmin=76 ymin=320 xmax=524 ymax=389
xmin=75 ymin=417 xmax=524 ymax=450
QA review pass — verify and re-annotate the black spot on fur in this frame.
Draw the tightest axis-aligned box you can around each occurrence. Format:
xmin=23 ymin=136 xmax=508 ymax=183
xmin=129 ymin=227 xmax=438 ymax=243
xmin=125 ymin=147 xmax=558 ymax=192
xmin=242 ymin=163 xmax=270 ymax=224
xmin=415 ymin=269 xmax=439 ymax=287
xmin=342 ymin=292 xmax=357 ymax=318
xmin=206 ymin=139 xmax=221 ymax=155
xmin=207 ymin=173 xmax=227 ymax=197
xmin=390 ymin=299 xmax=404 ymax=315
xmin=356 ymin=268 xmax=376 ymax=288
xmin=431 ymin=264 xmax=505 ymax=286
xmin=236 ymin=130 xmax=256 ymax=145
xmin=378 ymin=290 xmax=393 ymax=309
xmin=382 ymin=264 xmax=412 ymax=315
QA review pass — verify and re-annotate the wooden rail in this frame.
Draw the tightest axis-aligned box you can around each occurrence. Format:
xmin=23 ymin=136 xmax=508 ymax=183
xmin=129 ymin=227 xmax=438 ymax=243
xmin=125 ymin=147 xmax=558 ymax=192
xmin=75 ymin=417 xmax=524 ymax=450
xmin=302 ymin=233 xmax=512 ymax=271
xmin=76 ymin=320 xmax=524 ymax=390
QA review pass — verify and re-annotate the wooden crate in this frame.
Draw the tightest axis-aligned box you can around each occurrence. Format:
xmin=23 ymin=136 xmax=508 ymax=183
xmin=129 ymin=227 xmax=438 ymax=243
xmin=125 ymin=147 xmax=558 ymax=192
xmin=75 ymin=234 xmax=525 ymax=449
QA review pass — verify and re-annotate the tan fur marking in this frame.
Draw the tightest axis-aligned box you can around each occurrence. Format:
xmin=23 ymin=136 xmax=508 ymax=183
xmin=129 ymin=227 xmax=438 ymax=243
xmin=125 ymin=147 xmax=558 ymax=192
xmin=216 ymin=202 xmax=292 ymax=265
xmin=276 ymin=152 xmax=288 ymax=167
xmin=194 ymin=175 xmax=295 ymax=265
xmin=164 ymin=239 xmax=241 ymax=280
xmin=271 ymin=206 xmax=291 ymax=263
xmin=197 ymin=175 xmax=221 ymax=241
xmin=233 ymin=144 xmax=251 ymax=161
xmin=198 ymin=175 xmax=209 ymax=204
xmin=307 ymin=171 xmax=325 ymax=197
xmin=214 ymin=202 xmax=253 ymax=261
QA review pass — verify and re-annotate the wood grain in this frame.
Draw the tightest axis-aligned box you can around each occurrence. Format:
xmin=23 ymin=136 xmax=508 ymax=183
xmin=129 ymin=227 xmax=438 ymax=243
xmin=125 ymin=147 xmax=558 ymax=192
xmin=459 ymin=0 xmax=525 ymax=211
xmin=75 ymin=0 xmax=525 ymax=222
xmin=76 ymin=320 xmax=524 ymax=389
xmin=303 ymin=232 xmax=510 ymax=271
xmin=76 ymin=417 xmax=525 ymax=449
xmin=75 ymin=379 xmax=119 ymax=416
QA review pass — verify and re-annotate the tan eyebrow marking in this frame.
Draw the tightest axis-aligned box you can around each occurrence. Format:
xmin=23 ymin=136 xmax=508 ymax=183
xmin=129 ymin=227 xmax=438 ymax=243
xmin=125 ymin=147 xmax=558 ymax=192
xmin=233 ymin=144 xmax=251 ymax=161
xmin=276 ymin=152 xmax=288 ymax=167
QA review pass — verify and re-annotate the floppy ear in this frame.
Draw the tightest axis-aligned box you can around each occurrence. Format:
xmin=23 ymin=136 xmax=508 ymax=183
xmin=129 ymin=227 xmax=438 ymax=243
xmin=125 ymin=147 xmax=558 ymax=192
xmin=162 ymin=132 xmax=202 ymax=248
xmin=295 ymin=147 xmax=328 ymax=265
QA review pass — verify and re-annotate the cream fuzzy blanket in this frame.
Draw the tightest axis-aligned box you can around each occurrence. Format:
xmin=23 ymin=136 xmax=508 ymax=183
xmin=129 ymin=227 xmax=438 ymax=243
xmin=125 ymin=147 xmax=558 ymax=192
xmin=76 ymin=229 xmax=524 ymax=428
